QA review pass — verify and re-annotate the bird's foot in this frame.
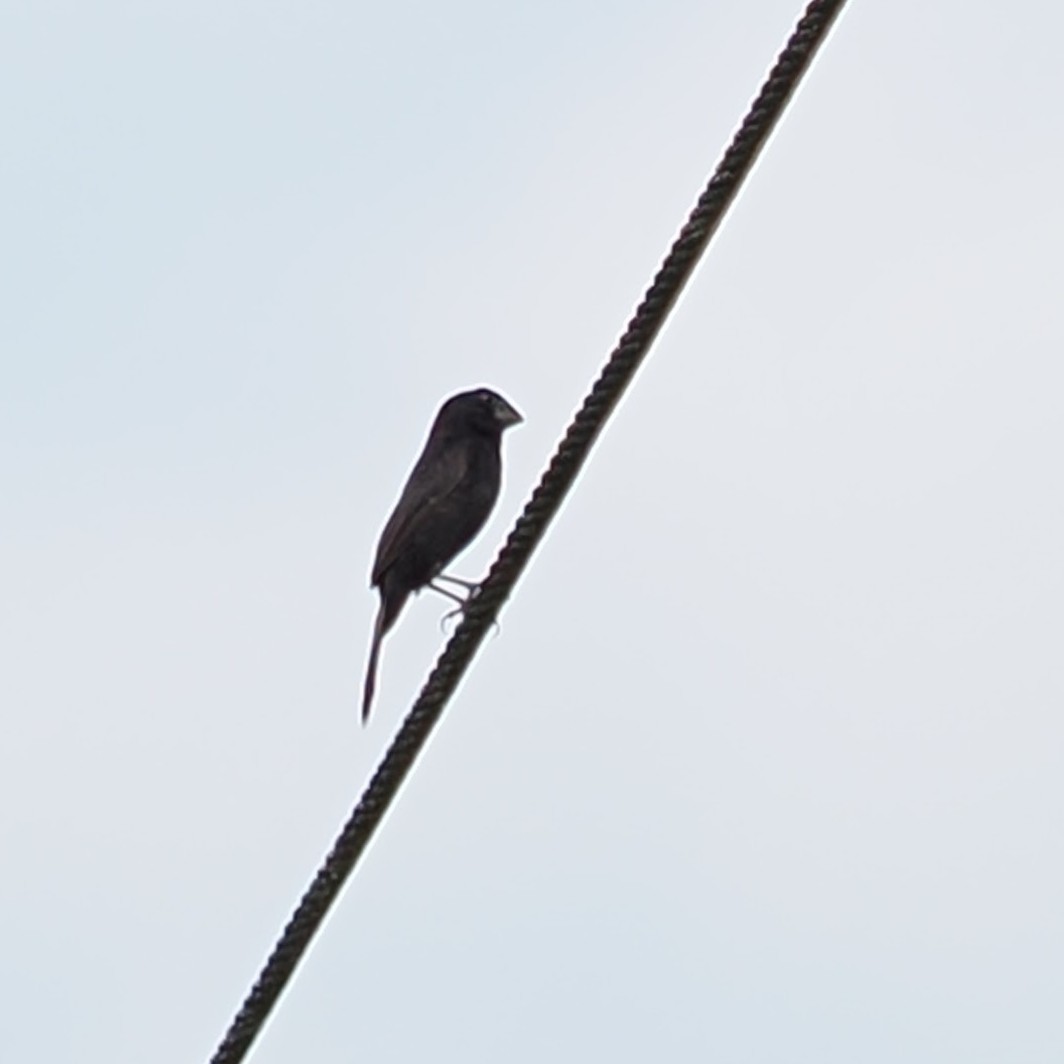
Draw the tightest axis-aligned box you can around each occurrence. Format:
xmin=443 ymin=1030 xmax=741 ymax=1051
xmin=430 ymin=578 xmax=501 ymax=637
xmin=430 ymin=578 xmax=477 ymax=633
xmin=439 ymin=607 xmax=502 ymax=637
xmin=427 ymin=580 xmax=469 ymax=609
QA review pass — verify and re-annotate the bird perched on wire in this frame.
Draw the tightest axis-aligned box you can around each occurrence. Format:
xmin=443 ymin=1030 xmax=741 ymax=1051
xmin=362 ymin=387 xmax=523 ymax=722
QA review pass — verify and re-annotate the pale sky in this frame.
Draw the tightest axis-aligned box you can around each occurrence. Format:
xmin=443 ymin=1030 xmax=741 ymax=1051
xmin=3 ymin=2 xmax=1063 ymax=1061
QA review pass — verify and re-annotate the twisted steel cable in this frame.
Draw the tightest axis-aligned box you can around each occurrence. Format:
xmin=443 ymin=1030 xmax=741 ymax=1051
xmin=209 ymin=2 xmax=848 ymax=1060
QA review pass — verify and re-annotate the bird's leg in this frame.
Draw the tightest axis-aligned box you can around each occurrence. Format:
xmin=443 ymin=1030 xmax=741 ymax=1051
xmin=429 ymin=573 xmax=481 ymax=621
xmin=427 ymin=581 xmax=468 ymax=607
xmin=433 ymin=573 xmax=482 ymax=594
xmin=427 ymin=580 xmax=472 ymax=633
xmin=428 ymin=575 xmax=500 ymax=636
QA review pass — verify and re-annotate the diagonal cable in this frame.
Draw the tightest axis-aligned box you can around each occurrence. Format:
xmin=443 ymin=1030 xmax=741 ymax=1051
xmin=209 ymin=2 xmax=848 ymax=1060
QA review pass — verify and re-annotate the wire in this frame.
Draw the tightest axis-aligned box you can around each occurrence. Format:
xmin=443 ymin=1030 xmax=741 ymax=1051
xmin=208 ymin=2 xmax=849 ymax=1060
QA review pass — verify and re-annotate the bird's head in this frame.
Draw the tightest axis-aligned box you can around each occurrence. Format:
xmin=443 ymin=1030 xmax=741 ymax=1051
xmin=439 ymin=387 xmax=523 ymax=437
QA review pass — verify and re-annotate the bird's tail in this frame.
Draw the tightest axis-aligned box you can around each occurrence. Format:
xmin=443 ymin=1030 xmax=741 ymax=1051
xmin=362 ymin=585 xmax=409 ymax=724
xmin=362 ymin=606 xmax=387 ymax=724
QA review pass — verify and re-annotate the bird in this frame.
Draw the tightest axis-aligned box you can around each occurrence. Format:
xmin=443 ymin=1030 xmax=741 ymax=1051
xmin=361 ymin=387 xmax=523 ymax=721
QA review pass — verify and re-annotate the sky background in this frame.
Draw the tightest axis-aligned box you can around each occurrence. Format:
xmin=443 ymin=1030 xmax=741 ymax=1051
xmin=3 ymin=1 xmax=1063 ymax=1061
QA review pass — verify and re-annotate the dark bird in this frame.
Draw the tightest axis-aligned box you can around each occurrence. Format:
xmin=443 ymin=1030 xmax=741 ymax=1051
xmin=362 ymin=387 xmax=523 ymax=721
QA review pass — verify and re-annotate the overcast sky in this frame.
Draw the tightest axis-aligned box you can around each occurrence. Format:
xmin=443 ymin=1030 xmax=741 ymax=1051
xmin=3 ymin=1 xmax=1063 ymax=1061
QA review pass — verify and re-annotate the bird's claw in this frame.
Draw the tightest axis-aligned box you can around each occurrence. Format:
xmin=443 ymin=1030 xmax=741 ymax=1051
xmin=438 ymin=593 xmax=501 ymax=637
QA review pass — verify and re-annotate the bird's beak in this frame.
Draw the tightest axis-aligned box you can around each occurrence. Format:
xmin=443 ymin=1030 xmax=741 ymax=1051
xmin=493 ymin=398 xmax=523 ymax=429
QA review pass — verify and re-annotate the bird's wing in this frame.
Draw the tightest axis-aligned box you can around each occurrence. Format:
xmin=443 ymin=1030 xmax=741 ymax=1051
xmin=371 ymin=438 xmax=469 ymax=586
